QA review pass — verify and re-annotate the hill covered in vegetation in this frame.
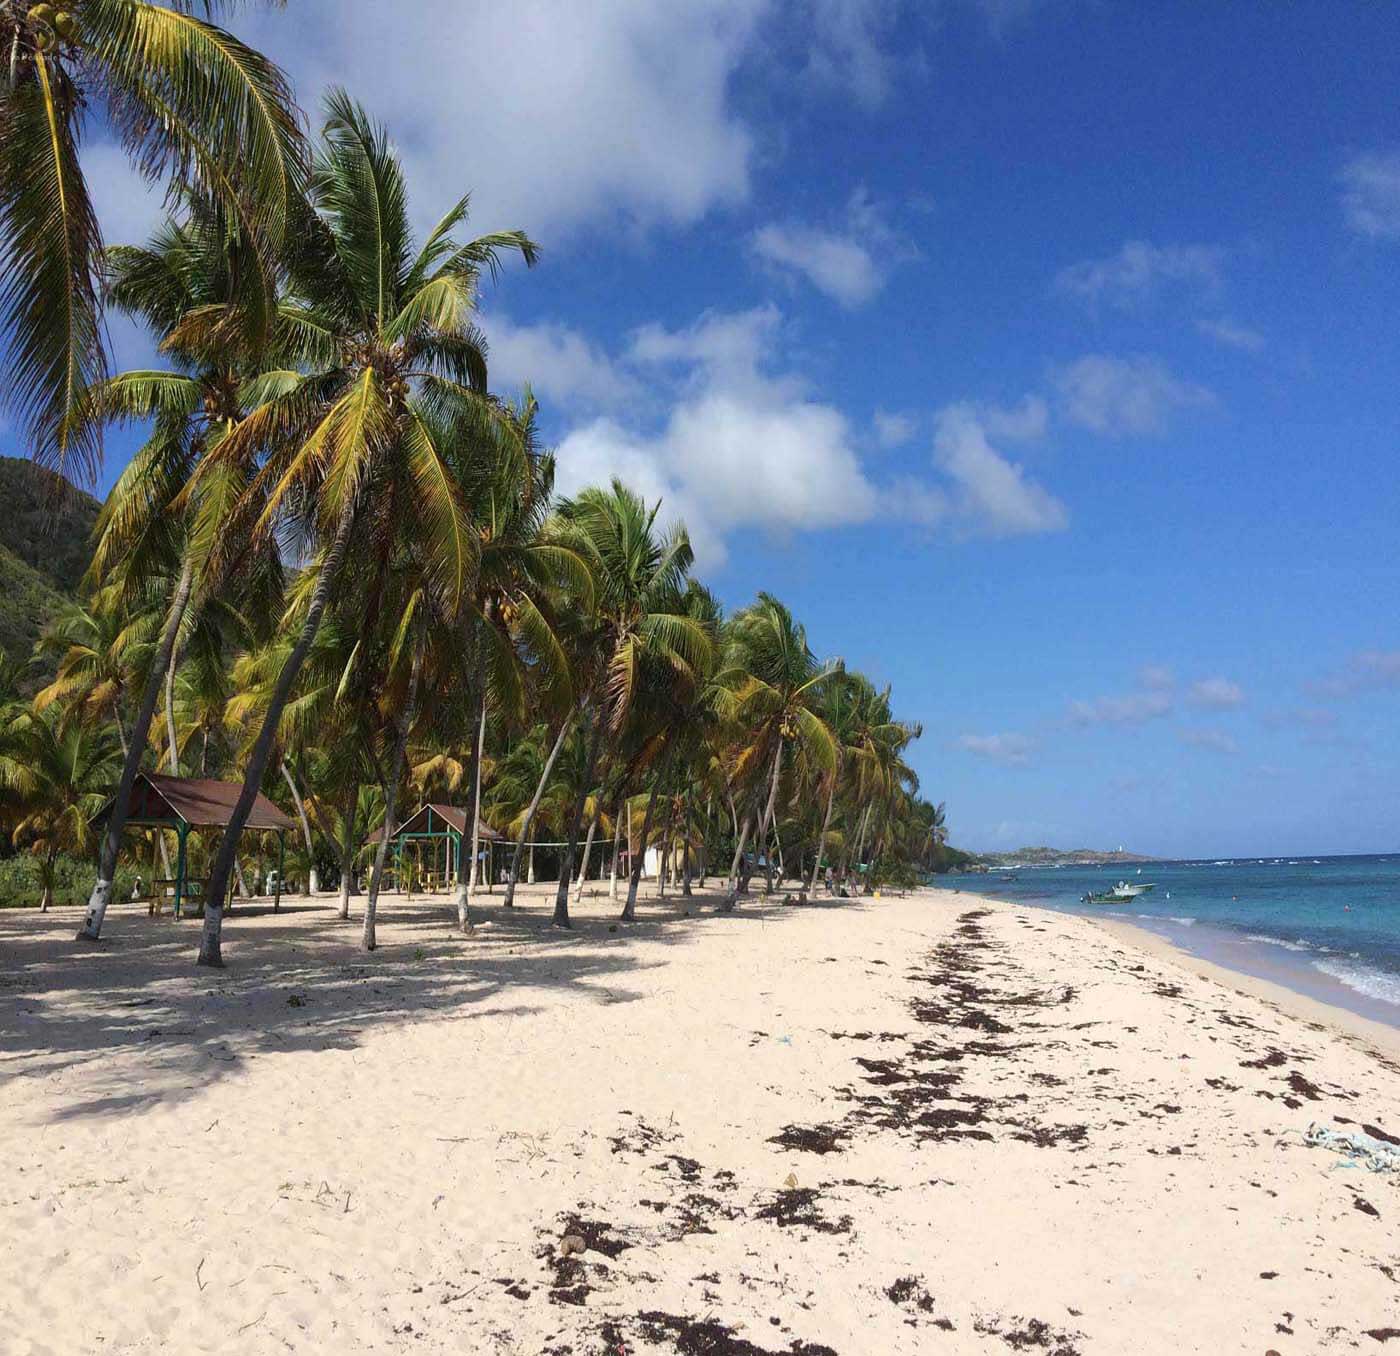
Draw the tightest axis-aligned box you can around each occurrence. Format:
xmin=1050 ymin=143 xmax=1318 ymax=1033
xmin=0 ymin=457 xmax=100 ymax=673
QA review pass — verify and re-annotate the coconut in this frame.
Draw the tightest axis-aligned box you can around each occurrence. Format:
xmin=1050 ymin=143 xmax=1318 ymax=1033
xmin=54 ymin=12 xmax=78 ymax=40
xmin=33 ymin=26 xmax=55 ymax=51
xmin=28 ymin=4 xmax=56 ymax=26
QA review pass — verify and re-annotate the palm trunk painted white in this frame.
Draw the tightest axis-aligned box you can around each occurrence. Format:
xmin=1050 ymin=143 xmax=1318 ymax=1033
xmin=608 ymin=793 xmax=624 ymax=900
xmin=809 ymin=773 xmax=838 ymax=893
xmin=553 ymin=712 xmax=601 ymax=928
xmin=756 ymin=742 xmax=784 ymax=895
xmin=501 ymin=702 xmax=571 ymax=906
xmin=80 ymin=554 xmax=194 ymax=941
xmin=281 ymin=759 xmax=319 ymax=894
xmin=164 ymin=651 xmax=180 ymax=776
xmin=199 ymin=498 xmax=357 ymax=967
xmin=337 ymin=782 xmax=358 ymax=920
xmin=364 ymin=649 xmax=423 ymax=951
xmin=726 ymin=810 xmax=753 ymax=891
xmin=574 ymin=804 xmax=600 ymax=902
xmin=503 ymin=713 xmax=572 ymax=909
xmin=457 ymin=695 xmax=487 ymax=930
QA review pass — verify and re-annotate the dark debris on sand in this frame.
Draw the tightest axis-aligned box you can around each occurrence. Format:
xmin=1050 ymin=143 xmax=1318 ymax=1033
xmin=767 ymin=1123 xmax=851 ymax=1155
xmin=753 ymin=1188 xmax=852 ymax=1234
xmin=630 ymin=1311 xmax=838 ymax=1355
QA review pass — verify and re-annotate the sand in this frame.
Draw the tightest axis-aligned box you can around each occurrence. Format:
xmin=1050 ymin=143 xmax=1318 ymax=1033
xmin=1 ymin=881 xmax=1397 ymax=1354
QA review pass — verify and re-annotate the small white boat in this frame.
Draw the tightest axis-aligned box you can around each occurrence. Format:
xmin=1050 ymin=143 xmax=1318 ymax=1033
xmin=1082 ymin=880 xmax=1156 ymax=906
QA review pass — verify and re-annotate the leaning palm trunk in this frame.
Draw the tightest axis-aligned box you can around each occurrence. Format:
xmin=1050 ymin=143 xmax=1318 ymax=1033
xmin=281 ymin=759 xmax=319 ymax=893
xmin=198 ymin=500 xmax=358 ymax=967
xmin=809 ymin=772 xmax=839 ymax=893
xmin=574 ymin=801 xmax=601 ymax=902
xmin=760 ymin=743 xmax=784 ymax=895
xmin=337 ymin=782 xmax=358 ymax=920
xmin=364 ymin=649 xmax=423 ymax=951
xmin=726 ymin=809 xmax=754 ymax=893
xmin=553 ymin=712 xmax=601 ymax=928
xmin=623 ymin=751 xmax=670 ymax=921
xmin=454 ymin=694 xmax=487 ymax=931
xmin=79 ymin=556 xmax=195 ymax=941
xmin=165 ymin=658 xmax=181 ymax=776
xmin=608 ymin=792 xmax=625 ymax=900
xmin=502 ymin=712 xmax=572 ymax=909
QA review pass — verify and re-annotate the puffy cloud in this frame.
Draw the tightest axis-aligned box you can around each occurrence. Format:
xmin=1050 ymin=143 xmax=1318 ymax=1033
xmin=1197 ymin=317 xmax=1266 ymax=353
xmin=1068 ymin=690 xmax=1173 ymax=726
xmin=920 ymin=403 xmax=1068 ymax=536
xmin=1179 ymin=727 xmax=1240 ymax=756
xmin=750 ymin=188 xmax=911 ymax=307
xmin=1137 ymin=664 xmax=1175 ymax=691
xmin=482 ymin=314 xmax=638 ymax=410
xmin=243 ymin=0 xmax=767 ymax=238
xmin=1053 ymin=354 xmax=1213 ymax=437
xmin=554 ymin=307 xmax=877 ymax=567
xmin=1054 ymin=240 xmax=1224 ymax=309
xmin=956 ymin=732 xmax=1035 ymax=767
xmin=1339 ymin=151 xmax=1400 ymax=241
xmin=1308 ymin=649 xmax=1400 ymax=699
xmin=1188 ymin=676 xmax=1245 ymax=710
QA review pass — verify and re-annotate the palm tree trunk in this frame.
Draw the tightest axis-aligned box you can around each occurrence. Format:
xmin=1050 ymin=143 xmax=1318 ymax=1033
xmin=553 ymin=710 xmax=601 ymax=928
xmin=363 ymin=648 xmax=423 ymax=952
xmin=622 ymin=765 xmax=665 ymax=922
xmin=198 ymin=499 xmax=358 ymax=967
xmin=809 ymin=773 xmax=838 ymax=893
xmin=113 ymin=705 xmax=129 ymax=758
xmin=760 ymin=742 xmax=783 ymax=895
xmin=726 ymin=809 xmax=753 ymax=892
xmin=79 ymin=554 xmax=195 ymax=941
xmin=450 ymin=675 xmax=486 ymax=927
xmin=461 ymin=693 xmax=488 ymax=926
xmin=608 ymin=791 xmax=624 ymax=900
xmin=337 ymin=781 xmax=358 ymax=920
xmin=40 ymin=847 xmax=56 ymax=912
xmin=281 ymin=758 xmax=319 ymax=893
xmin=527 ymin=844 xmax=535 ymax=884
xmin=574 ymin=800 xmax=601 ymax=902
xmin=164 ymin=653 xmax=180 ymax=776
xmin=503 ymin=712 xmax=572 ymax=908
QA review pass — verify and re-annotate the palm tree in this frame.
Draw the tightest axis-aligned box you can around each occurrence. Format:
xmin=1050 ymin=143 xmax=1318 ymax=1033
xmin=717 ymin=593 xmax=839 ymax=900
xmin=547 ymin=480 xmax=709 ymax=927
xmin=185 ymin=92 xmax=536 ymax=965
xmin=73 ymin=199 xmax=286 ymax=942
xmin=0 ymin=707 xmax=119 ymax=909
xmin=0 ymin=0 xmax=304 ymax=478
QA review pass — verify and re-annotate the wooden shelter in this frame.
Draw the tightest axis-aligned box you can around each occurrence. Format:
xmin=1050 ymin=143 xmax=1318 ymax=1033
xmin=94 ymin=773 xmax=297 ymax=917
xmin=379 ymin=803 xmax=501 ymax=892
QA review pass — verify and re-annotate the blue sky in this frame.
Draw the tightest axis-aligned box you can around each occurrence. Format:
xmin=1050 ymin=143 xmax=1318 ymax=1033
xmin=63 ymin=1 xmax=1400 ymax=857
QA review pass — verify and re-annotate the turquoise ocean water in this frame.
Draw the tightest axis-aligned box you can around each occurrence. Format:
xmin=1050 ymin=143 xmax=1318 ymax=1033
xmin=942 ymin=854 xmax=1400 ymax=1028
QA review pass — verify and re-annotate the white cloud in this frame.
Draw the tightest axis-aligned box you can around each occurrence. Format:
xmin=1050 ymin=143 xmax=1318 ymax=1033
xmin=243 ymin=1 xmax=767 ymax=239
xmin=799 ymin=0 xmax=903 ymax=107
xmin=923 ymin=404 xmax=1068 ymax=536
xmin=1180 ymin=727 xmax=1240 ymax=756
xmin=1197 ymin=317 xmax=1266 ymax=352
xmin=1068 ymin=691 xmax=1173 ymax=726
xmin=1053 ymin=354 xmax=1213 ymax=437
xmin=1339 ymin=151 xmax=1400 ymax=241
xmin=873 ymin=409 xmax=917 ymax=447
xmin=1308 ymin=649 xmax=1400 ymax=699
xmin=981 ymin=394 xmax=1049 ymax=442
xmin=554 ymin=307 xmax=877 ymax=567
xmin=1055 ymin=240 xmax=1224 ymax=309
xmin=956 ymin=732 xmax=1035 ymax=767
xmin=751 ymin=188 xmax=910 ymax=307
xmin=1188 ymin=676 xmax=1244 ymax=710
xmin=483 ymin=314 xmax=638 ymax=410
xmin=1138 ymin=664 xmax=1175 ymax=691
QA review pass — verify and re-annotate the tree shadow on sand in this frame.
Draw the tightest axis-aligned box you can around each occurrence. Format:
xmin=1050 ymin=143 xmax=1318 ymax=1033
xmin=0 ymin=885 xmax=872 ymax=1125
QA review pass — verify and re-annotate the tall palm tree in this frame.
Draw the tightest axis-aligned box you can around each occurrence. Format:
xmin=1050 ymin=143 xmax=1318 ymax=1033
xmin=191 ymin=92 xmax=537 ymax=964
xmin=74 ymin=199 xmax=285 ymax=941
xmin=717 ymin=593 xmax=839 ymax=900
xmin=0 ymin=0 xmax=304 ymax=478
xmin=0 ymin=707 xmax=119 ymax=909
xmin=547 ymin=480 xmax=709 ymax=927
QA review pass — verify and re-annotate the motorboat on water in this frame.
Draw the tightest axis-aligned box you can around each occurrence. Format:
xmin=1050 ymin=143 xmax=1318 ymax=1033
xmin=1081 ymin=880 xmax=1156 ymax=906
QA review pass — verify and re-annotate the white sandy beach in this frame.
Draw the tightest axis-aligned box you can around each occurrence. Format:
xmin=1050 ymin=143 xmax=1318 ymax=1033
xmin=2 ymin=883 xmax=1397 ymax=1354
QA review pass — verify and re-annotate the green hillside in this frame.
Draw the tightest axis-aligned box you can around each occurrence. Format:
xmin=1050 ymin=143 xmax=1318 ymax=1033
xmin=0 ymin=457 xmax=101 ymax=673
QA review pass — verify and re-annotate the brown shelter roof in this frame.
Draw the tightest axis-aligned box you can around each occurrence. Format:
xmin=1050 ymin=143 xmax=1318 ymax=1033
xmin=97 ymin=772 xmax=297 ymax=833
xmin=373 ymin=803 xmax=502 ymax=843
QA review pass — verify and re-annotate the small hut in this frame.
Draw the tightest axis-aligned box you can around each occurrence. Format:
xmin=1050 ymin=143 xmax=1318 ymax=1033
xmin=379 ymin=803 xmax=501 ymax=892
xmin=94 ymin=773 xmax=297 ymax=917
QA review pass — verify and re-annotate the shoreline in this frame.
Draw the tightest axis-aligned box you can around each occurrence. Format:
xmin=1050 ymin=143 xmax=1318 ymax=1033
xmin=927 ymin=884 xmax=1400 ymax=1061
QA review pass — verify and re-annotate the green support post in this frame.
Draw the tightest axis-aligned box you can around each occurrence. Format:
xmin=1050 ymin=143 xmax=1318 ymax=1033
xmin=174 ymin=823 xmax=188 ymax=919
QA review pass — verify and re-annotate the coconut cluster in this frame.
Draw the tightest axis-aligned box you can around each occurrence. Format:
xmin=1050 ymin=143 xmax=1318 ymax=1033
xmin=27 ymin=4 xmax=81 ymax=52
